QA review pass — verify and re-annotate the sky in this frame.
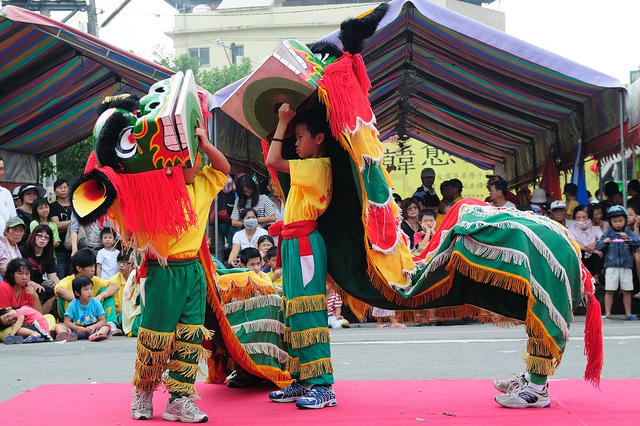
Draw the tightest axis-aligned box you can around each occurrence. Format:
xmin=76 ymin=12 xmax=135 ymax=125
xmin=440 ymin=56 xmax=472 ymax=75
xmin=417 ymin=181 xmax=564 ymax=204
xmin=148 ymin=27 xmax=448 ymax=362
xmin=52 ymin=0 xmax=640 ymax=85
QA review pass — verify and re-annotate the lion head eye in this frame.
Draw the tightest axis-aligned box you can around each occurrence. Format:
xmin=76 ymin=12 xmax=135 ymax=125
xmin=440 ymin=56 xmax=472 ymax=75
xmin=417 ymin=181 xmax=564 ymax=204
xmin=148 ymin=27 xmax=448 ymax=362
xmin=116 ymin=127 xmax=137 ymax=160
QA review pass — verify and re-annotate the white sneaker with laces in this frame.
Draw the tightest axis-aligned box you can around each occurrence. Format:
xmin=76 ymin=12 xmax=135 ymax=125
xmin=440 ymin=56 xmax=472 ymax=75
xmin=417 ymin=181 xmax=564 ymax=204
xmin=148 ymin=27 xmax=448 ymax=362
xmin=162 ymin=395 xmax=208 ymax=423
xmin=131 ymin=388 xmax=153 ymax=420
xmin=493 ymin=372 xmax=528 ymax=393
xmin=495 ymin=383 xmax=550 ymax=408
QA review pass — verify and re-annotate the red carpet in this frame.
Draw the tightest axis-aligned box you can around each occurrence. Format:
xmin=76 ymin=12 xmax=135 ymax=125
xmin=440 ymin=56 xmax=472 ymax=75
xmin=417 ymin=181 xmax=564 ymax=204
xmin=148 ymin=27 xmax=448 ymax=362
xmin=2 ymin=379 xmax=635 ymax=425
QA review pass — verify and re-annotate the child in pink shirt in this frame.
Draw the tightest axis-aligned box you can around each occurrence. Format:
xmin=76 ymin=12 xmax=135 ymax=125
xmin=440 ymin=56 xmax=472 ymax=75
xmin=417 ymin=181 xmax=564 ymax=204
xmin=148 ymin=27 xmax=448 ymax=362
xmin=0 ymin=305 xmax=53 ymax=344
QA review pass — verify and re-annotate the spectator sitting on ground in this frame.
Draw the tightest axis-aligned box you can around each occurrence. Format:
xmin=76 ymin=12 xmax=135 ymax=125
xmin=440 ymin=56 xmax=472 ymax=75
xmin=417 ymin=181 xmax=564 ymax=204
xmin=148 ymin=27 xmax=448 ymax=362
xmin=120 ymin=253 xmax=141 ymax=338
xmin=238 ymin=247 xmax=272 ymax=284
xmin=54 ymin=276 xmax=116 ymax=342
xmin=108 ymin=248 xmax=135 ymax=319
xmin=0 ymin=258 xmax=43 ymax=314
xmin=19 ymin=224 xmax=57 ymax=315
xmin=264 ymin=246 xmax=282 ymax=294
xmin=0 ymin=216 xmax=26 ymax=280
xmin=54 ymin=248 xmax=119 ymax=326
xmin=413 ymin=209 xmax=437 ymax=255
xmin=326 ymin=286 xmax=349 ymax=329
xmin=0 ymin=306 xmax=53 ymax=344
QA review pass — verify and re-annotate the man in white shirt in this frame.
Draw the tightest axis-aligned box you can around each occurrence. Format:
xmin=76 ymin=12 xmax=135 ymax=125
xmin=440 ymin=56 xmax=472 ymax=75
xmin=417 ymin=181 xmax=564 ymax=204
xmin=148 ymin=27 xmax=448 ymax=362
xmin=549 ymin=200 xmax=575 ymax=228
xmin=489 ymin=180 xmax=517 ymax=208
xmin=0 ymin=157 xmax=17 ymax=231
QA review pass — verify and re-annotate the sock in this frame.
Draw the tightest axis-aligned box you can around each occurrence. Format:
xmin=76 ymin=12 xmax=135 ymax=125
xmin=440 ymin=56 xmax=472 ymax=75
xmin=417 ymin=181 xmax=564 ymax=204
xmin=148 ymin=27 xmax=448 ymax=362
xmin=528 ymin=382 xmax=545 ymax=392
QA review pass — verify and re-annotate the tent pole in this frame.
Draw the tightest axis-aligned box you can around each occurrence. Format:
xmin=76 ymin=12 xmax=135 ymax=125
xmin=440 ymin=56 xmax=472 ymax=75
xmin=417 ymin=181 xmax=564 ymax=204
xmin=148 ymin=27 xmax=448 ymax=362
xmin=213 ymin=110 xmax=221 ymax=262
xmin=620 ymin=89 xmax=627 ymax=208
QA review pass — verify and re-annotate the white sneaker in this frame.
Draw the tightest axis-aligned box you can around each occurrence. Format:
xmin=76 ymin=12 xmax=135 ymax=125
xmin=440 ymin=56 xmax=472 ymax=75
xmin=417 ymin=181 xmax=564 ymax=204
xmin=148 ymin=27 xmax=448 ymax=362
xmin=162 ymin=395 xmax=208 ymax=423
xmin=495 ymin=383 xmax=550 ymax=408
xmin=131 ymin=388 xmax=153 ymax=420
xmin=493 ymin=372 xmax=528 ymax=393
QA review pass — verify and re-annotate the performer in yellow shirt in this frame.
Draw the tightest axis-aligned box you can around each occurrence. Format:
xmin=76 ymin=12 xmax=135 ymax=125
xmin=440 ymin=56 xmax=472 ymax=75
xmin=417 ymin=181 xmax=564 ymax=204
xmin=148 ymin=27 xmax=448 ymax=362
xmin=265 ymin=103 xmax=336 ymax=409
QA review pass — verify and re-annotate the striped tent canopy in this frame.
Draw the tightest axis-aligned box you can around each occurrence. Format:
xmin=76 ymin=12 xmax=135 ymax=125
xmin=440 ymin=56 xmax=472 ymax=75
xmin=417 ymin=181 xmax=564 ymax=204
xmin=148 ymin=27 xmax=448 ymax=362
xmin=0 ymin=6 xmax=173 ymax=159
xmin=318 ymin=0 xmax=626 ymax=185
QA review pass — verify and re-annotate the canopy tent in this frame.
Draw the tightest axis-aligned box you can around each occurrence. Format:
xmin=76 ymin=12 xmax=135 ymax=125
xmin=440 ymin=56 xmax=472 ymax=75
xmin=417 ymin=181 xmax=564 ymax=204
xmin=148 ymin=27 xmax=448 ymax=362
xmin=0 ymin=6 xmax=174 ymax=165
xmin=627 ymin=78 xmax=640 ymax=151
xmin=314 ymin=0 xmax=626 ymax=186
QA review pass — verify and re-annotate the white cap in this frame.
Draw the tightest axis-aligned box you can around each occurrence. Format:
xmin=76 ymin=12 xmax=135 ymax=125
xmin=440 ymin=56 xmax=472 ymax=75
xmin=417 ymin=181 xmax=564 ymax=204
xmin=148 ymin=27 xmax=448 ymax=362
xmin=486 ymin=170 xmax=508 ymax=182
xmin=550 ymin=200 xmax=567 ymax=210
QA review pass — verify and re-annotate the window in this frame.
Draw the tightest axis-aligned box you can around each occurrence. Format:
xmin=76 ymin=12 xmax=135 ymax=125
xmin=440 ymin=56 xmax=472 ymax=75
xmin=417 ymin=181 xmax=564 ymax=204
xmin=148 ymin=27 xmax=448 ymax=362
xmin=234 ymin=45 xmax=244 ymax=57
xmin=189 ymin=48 xmax=210 ymax=66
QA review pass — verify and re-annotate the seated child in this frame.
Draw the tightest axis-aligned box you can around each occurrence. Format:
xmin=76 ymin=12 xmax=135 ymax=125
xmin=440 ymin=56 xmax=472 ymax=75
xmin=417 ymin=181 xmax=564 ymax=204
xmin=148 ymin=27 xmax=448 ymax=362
xmin=326 ymin=287 xmax=349 ymax=329
xmin=413 ymin=209 xmax=437 ymax=255
xmin=0 ymin=306 xmax=53 ymax=344
xmin=54 ymin=276 xmax=116 ymax=342
xmin=55 ymin=248 xmax=119 ymax=325
xmin=239 ymin=247 xmax=272 ymax=283
xmin=264 ymin=246 xmax=282 ymax=294
xmin=257 ymin=235 xmax=275 ymax=270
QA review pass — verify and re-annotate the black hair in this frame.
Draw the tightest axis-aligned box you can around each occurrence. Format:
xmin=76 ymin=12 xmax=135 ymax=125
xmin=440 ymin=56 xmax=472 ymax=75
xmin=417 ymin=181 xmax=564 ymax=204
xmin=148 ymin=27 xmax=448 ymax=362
xmin=257 ymin=235 xmax=274 ymax=248
xmin=117 ymin=247 xmax=133 ymax=263
xmin=100 ymin=227 xmax=116 ymax=239
xmin=604 ymin=181 xmax=620 ymax=198
xmin=72 ymin=276 xmax=93 ymax=298
xmin=72 ymin=248 xmax=97 ymax=273
xmin=412 ymin=196 xmax=425 ymax=207
xmin=239 ymin=247 xmax=261 ymax=267
xmin=489 ymin=180 xmax=508 ymax=197
xmin=572 ymin=204 xmax=588 ymax=220
xmin=236 ymin=175 xmax=260 ymax=210
xmin=32 ymin=197 xmax=51 ymax=220
xmin=401 ymin=198 xmax=419 ymax=218
xmin=424 ymin=194 xmax=440 ymax=208
xmin=4 ymin=258 xmax=31 ymax=287
xmin=629 ymin=180 xmax=640 ymax=195
xmin=53 ymin=179 xmax=69 ymax=190
xmin=392 ymin=193 xmax=403 ymax=204
xmin=418 ymin=209 xmax=437 ymax=221
xmin=266 ymin=246 xmax=278 ymax=260
xmin=587 ymin=202 xmax=605 ymax=221
xmin=239 ymin=208 xmax=257 ymax=221
xmin=26 ymin=224 xmax=54 ymax=259
xmin=291 ymin=106 xmax=332 ymax=139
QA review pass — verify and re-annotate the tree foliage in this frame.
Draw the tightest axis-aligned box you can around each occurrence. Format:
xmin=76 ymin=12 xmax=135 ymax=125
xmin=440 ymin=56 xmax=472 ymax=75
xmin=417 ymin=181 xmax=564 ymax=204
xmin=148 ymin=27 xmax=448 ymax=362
xmin=55 ymin=138 xmax=93 ymax=182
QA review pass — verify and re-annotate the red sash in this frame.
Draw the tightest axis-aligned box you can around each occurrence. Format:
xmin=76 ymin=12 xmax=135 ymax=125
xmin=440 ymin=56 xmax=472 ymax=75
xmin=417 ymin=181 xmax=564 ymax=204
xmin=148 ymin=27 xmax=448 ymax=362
xmin=269 ymin=220 xmax=318 ymax=267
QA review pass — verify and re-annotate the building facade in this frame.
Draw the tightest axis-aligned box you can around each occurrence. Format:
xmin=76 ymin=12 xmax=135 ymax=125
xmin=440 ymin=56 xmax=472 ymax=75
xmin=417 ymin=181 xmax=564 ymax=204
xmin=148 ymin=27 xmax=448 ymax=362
xmin=167 ymin=0 xmax=504 ymax=69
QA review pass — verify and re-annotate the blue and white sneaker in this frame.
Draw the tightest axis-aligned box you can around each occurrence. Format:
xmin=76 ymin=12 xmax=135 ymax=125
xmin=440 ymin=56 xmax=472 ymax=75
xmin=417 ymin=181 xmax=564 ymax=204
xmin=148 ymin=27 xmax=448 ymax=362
xmin=495 ymin=383 xmax=550 ymax=408
xmin=295 ymin=385 xmax=337 ymax=409
xmin=269 ymin=380 xmax=310 ymax=403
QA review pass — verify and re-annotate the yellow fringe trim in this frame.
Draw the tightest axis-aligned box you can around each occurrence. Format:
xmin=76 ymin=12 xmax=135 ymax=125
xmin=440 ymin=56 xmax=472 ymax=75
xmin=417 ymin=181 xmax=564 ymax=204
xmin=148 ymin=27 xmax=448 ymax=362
xmin=164 ymin=377 xmax=197 ymax=396
xmin=285 ymin=295 xmax=327 ymax=318
xmin=217 ymin=272 xmax=275 ymax=304
xmin=524 ymin=353 xmax=556 ymax=376
xmin=176 ymin=323 xmax=214 ymax=341
xmin=167 ymin=360 xmax=206 ymax=380
xmin=283 ymin=327 xmax=330 ymax=349
xmin=524 ymin=300 xmax=563 ymax=367
xmin=175 ymin=340 xmax=211 ymax=362
xmin=136 ymin=341 xmax=173 ymax=365
xmin=132 ymin=376 xmax=161 ymax=392
xmin=138 ymin=327 xmax=175 ymax=350
xmin=134 ymin=360 xmax=166 ymax=381
xmin=286 ymin=357 xmax=334 ymax=381
xmin=527 ymin=337 xmax=553 ymax=358
xmin=447 ymin=251 xmax=528 ymax=296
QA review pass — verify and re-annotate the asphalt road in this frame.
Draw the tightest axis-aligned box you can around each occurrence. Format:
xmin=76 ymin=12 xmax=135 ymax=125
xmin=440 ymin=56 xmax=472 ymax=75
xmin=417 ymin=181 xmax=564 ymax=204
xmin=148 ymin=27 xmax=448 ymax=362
xmin=1 ymin=316 xmax=638 ymax=402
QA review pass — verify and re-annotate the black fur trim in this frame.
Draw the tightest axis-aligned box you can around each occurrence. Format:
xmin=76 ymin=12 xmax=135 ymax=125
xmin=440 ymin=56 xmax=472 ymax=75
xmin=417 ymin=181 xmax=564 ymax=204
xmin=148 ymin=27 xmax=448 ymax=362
xmin=94 ymin=110 xmax=132 ymax=170
xmin=70 ymin=170 xmax=118 ymax=226
xmin=94 ymin=94 xmax=140 ymax=116
xmin=339 ymin=2 xmax=389 ymax=54
xmin=306 ymin=41 xmax=343 ymax=60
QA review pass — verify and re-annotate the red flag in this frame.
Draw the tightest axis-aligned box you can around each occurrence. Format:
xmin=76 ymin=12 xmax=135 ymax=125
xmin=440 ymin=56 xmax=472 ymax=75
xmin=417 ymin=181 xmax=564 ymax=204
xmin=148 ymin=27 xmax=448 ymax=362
xmin=540 ymin=151 xmax=562 ymax=201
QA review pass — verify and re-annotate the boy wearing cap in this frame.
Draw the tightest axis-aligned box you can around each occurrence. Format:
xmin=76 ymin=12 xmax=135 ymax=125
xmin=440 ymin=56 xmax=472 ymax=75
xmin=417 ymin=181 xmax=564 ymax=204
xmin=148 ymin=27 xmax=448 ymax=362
xmin=485 ymin=171 xmax=519 ymax=207
xmin=0 ymin=157 xmax=17 ymax=232
xmin=549 ymin=200 xmax=574 ymax=228
xmin=413 ymin=168 xmax=439 ymax=203
xmin=596 ymin=205 xmax=640 ymax=320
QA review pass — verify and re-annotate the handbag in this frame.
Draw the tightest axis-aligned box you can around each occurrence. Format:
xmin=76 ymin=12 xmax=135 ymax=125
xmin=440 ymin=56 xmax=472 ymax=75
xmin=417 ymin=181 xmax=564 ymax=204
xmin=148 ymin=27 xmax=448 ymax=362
xmin=63 ymin=225 xmax=88 ymax=250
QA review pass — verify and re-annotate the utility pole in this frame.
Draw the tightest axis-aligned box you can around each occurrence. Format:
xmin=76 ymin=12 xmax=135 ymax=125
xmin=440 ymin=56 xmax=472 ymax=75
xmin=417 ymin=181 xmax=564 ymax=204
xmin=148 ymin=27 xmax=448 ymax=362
xmin=87 ymin=0 xmax=99 ymax=36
